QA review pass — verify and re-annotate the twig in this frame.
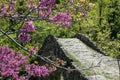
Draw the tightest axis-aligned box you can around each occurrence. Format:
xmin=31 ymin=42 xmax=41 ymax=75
xmin=0 ymin=29 xmax=100 ymax=72
xmin=0 ymin=31 xmax=18 ymax=37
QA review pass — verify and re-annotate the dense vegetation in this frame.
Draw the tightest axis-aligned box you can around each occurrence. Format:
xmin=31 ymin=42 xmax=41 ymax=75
xmin=0 ymin=0 xmax=120 ymax=79
xmin=82 ymin=0 xmax=120 ymax=57
xmin=32 ymin=0 xmax=120 ymax=57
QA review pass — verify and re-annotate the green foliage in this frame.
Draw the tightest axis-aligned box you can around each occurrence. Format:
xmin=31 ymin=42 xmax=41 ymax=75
xmin=80 ymin=0 xmax=120 ymax=57
xmin=0 ymin=0 xmax=120 ymax=80
xmin=107 ymin=0 xmax=120 ymax=39
xmin=0 ymin=0 xmax=120 ymax=60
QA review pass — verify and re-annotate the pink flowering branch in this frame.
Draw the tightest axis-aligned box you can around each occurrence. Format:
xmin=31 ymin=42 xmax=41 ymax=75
xmin=0 ymin=0 xmax=96 ymax=79
xmin=0 ymin=29 xmax=101 ymax=72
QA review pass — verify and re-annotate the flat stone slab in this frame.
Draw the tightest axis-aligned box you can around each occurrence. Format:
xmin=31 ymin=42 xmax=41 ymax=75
xmin=57 ymin=38 xmax=119 ymax=80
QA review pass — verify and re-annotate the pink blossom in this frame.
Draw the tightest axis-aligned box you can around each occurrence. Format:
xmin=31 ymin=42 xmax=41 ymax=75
xmin=29 ymin=46 xmax=38 ymax=54
xmin=20 ymin=21 xmax=35 ymax=32
xmin=69 ymin=0 xmax=74 ymax=4
xmin=38 ymin=8 xmax=52 ymax=19
xmin=49 ymin=12 xmax=72 ymax=27
xmin=18 ymin=33 xmax=31 ymax=44
xmin=25 ymin=64 xmax=49 ymax=77
xmin=19 ymin=76 xmax=26 ymax=80
xmin=7 ymin=1 xmax=16 ymax=11
xmin=38 ymin=0 xmax=55 ymax=9
xmin=0 ymin=1 xmax=16 ymax=17
xmin=27 ymin=5 xmax=37 ymax=9
xmin=82 ymin=11 xmax=88 ymax=17
xmin=0 ymin=46 xmax=28 ymax=80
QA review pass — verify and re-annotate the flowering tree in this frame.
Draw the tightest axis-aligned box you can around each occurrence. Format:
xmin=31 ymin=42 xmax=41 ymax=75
xmin=0 ymin=0 xmax=94 ymax=80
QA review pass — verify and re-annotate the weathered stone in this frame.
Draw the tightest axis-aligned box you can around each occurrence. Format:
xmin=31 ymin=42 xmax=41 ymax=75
xmin=73 ymin=33 xmax=106 ymax=55
xmin=86 ymin=75 xmax=107 ymax=80
xmin=57 ymin=38 xmax=119 ymax=80
xmin=38 ymin=34 xmax=119 ymax=80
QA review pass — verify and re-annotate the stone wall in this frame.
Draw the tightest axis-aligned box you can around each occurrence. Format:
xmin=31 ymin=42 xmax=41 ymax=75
xmin=37 ymin=34 xmax=119 ymax=80
xmin=73 ymin=33 xmax=106 ymax=55
xmin=38 ymin=35 xmax=87 ymax=80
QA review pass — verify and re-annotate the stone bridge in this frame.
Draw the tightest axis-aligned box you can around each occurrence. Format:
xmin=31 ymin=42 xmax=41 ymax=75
xmin=38 ymin=33 xmax=119 ymax=80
